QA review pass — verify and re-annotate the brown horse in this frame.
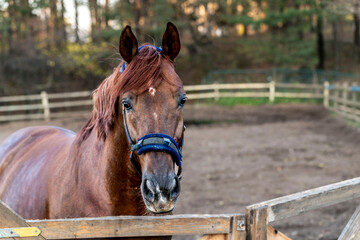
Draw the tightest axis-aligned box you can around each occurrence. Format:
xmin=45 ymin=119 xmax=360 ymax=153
xmin=0 ymin=22 xmax=185 ymax=220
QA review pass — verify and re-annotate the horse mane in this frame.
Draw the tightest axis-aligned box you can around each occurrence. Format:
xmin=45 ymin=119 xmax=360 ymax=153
xmin=79 ymin=45 xmax=183 ymax=142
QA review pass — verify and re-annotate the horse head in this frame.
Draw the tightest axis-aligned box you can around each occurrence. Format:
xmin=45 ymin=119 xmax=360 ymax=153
xmin=118 ymin=23 xmax=185 ymax=214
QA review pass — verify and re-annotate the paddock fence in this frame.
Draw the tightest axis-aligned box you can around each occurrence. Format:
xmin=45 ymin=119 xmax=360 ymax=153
xmin=2 ymin=176 xmax=360 ymax=239
xmin=324 ymin=82 xmax=360 ymax=123
xmin=3 ymin=81 xmax=360 ymax=123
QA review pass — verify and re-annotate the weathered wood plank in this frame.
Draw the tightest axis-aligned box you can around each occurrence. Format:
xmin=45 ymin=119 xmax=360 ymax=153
xmin=201 ymin=234 xmax=228 ymax=240
xmin=228 ymin=215 xmax=245 ymax=240
xmin=269 ymin=81 xmax=275 ymax=102
xmin=274 ymin=92 xmax=323 ymax=98
xmin=338 ymin=205 xmax=360 ymax=240
xmin=329 ymin=96 xmax=360 ymax=108
xmin=48 ymin=100 xmax=93 ymax=108
xmin=331 ymin=108 xmax=360 ymax=122
xmin=276 ymin=83 xmax=323 ymax=90
xmin=0 ymin=95 xmax=41 ymax=103
xmin=219 ymin=92 xmax=269 ymax=98
xmin=184 ymin=83 xmax=269 ymax=91
xmin=27 ymin=214 xmax=233 ymax=239
xmin=267 ymin=226 xmax=291 ymax=240
xmin=246 ymin=206 xmax=268 ymax=240
xmin=0 ymin=114 xmax=44 ymax=122
xmin=40 ymin=91 xmax=50 ymax=121
xmin=0 ymin=104 xmax=43 ymax=112
xmin=47 ymin=91 xmax=92 ymax=99
xmin=187 ymin=93 xmax=216 ymax=100
xmin=337 ymin=105 xmax=360 ymax=117
xmin=247 ymin=177 xmax=360 ymax=222
xmin=323 ymin=81 xmax=330 ymax=108
xmin=0 ymin=201 xmax=45 ymax=240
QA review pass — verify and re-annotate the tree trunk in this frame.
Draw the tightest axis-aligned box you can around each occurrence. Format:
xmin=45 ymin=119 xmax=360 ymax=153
xmin=316 ymin=16 xmax=325 ymax=70
xmin=50 ymin=0 xmax=60 ymax=48
xmin=105 ymin=0 xmax=109 ymax=28
xmin=60 ymin=0 xmax=67 ymax=45
xmin=88 ymin=0 xmax=98 ymax=41
xmin=74 ymin=0 xmax=80 ymax=43
xmin=7 ymin=0 xmax=15 ymax=54
xmin=23 ymin=0 xmax=35 ymax=54
xmin=354 ymin=4 xmax=359 ymax=47
xmin=44 ymin=5 xmax=51 ymax=50
xmin=354 ymin=3 xmax=360 ymax=61
xmin=132 ymin=0 xmax=142 ymax=37
xmin=332 ymin=19 xmax=339 ymax=70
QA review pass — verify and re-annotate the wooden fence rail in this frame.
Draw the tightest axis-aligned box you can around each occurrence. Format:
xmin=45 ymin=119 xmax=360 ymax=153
xmin=325 ymin=81 xmax=360 ymax=122
xmin=2 ymin=176 xmax=360 ymax=239
xmin=0 ymin=81 xmax=359 ymax=123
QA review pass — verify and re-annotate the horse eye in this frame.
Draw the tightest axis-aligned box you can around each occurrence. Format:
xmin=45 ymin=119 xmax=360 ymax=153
xmin=122 ymin=100 xmax=132 ymax=111
xmin=179 ymin=97 xmax=187 ymax=107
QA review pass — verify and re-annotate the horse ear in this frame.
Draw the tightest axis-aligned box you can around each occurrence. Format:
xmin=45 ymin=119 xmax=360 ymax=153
xmin=119 ymin=26 xmax=138 ymax=64
xmin=161 ymin=22 xmax=181 ymax=61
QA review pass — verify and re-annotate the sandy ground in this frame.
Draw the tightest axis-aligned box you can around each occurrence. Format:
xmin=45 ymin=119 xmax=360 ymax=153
xmin=1 ymin=104 xmax=360 ymax=240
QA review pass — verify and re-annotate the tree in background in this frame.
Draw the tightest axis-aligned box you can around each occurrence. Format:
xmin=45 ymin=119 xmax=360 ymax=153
xmin=0 ymin=0 xmax=359 ymax=95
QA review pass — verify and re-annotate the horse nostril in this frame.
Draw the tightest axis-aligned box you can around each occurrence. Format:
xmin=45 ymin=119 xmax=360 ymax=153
xmin=170 ymin=176 xmax=180 ymax=200
xmin=142 ymin=179 xmax=155 ymax=202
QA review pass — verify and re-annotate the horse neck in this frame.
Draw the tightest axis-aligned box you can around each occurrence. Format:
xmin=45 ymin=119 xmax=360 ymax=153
xmin=74 ymin=120 xmax=145 ymax=216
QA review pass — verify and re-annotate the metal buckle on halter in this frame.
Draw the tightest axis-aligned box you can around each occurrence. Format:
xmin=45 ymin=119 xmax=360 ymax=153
xmin=163 ymin=138 xmax=171 ymax=147
xmin=131 ymin=139 xmax=143 ymax=151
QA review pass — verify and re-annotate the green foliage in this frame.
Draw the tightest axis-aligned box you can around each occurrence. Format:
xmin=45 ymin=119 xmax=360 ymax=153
xmin=58 ymin=43 xmax=112 ymax=79
xmin=0 ymin=0 xmax=359 ymax=95
xmin=273 ymin=97 xmax=322 ymax=104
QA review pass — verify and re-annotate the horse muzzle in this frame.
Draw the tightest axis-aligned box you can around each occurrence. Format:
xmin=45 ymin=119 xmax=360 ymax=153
xmin=141 ymin=172 xmax=180 ymax=213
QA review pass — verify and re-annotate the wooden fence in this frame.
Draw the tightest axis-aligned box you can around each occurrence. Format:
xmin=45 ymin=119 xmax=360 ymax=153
xmin=324 ymin=82 xmax=360 ymax=123
xmin=0 ymin=82 xmax=325 ymax=123
xmin=0 ymin=91 xmax=93 ymax=122
xmin=0 ymin=81 xmax=359 ymax=123
xmin=2 ymin=176 xmax=360 ymax=239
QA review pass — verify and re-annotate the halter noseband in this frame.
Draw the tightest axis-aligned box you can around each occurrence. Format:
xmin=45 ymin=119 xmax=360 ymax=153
xmin=121 ymin=45 xmax=184 ymax=177
xmin=122 ymin=107 xmax=184 ymax=177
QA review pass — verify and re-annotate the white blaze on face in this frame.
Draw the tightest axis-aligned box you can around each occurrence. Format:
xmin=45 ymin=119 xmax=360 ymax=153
xmin=149 ymin=87 xmax=156 ymax=96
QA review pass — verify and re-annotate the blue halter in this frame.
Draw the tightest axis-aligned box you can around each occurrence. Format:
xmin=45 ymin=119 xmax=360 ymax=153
xmin=122 ymin=107 xmax=184 ymax=177
xmin=120 ymin=45 xmax=162 ymax=73
xmin=120 ymin=45 xmax=184 ymax=177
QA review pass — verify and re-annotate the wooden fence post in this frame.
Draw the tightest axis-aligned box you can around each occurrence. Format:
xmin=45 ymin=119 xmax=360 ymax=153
xmin=323 ymin=81 xmax=329 ymax=108
xmin=246 ymin=206 xmax=268 ymax=240
xmin=343 ymin=82 xmax=348 ymax=105
xmin=214 ymin=83 xmax=220 ymax=101
xmin=269 ymin=81 xmax=275 ymax=103
xmin=313 ymin=70 xmax=320 ymax=95
xmin=334 ymin=83 xmax=339 ymax=110
xmin=338 ymin=205 xmax=360 ymax=240
xmin=352 ymin=82 xmax=357 ymax=103
xmin=40 ymin=91 xmax=50 ymax=121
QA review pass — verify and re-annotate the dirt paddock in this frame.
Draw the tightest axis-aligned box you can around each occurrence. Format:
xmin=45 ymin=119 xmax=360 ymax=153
xmin=1 ymin=103 xmax=360 ymax=240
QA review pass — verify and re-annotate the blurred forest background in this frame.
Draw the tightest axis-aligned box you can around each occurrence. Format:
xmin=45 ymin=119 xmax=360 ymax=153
xmin=0 ymin=0 xmax=359 ymax=95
